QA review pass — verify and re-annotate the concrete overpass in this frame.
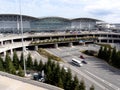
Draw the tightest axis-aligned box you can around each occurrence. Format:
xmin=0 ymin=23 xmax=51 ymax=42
xmin=0 ymin=31 xmax=120 ymax=90
xmin=0 ymin=31 xmax=120 ymax=55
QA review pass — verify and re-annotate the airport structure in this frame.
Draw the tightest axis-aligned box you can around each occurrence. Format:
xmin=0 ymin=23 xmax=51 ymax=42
xmin=0 ymin=14 xmax=120 ymax=54
xmin=0 ymin=14 xmax=120 ymax=90
xmin=0 ymin=14 xmax=102 ymax=33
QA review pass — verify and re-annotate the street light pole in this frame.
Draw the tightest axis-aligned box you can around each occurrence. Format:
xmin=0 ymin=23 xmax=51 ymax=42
xmin=19 ymin=0 xmax=26 ymax=76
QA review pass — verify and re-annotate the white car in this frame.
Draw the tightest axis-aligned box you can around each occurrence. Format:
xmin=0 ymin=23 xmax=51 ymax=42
xmin=64 ymin=67 xmax=68 ymax=72
xmin=79 ymin=63 xmax=83 ymax=67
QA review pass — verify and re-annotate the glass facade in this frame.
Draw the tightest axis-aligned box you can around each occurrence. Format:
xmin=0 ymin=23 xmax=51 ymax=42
xmin=0 ymin=14 xmax=100 ymax=33
xmin=71 ymin=18 xmax=98 ymax=30
xmin=30 ymin=17 xmax=71 ymax=32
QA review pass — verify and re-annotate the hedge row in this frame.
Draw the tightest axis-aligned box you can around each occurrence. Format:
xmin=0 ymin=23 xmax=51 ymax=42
xmin=37 ymin=48 xmax=63 ymax=61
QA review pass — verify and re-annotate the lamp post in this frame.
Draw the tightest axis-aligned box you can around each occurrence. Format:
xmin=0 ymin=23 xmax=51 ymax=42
xmin=19 ymin=0 xmax=26 ymax=76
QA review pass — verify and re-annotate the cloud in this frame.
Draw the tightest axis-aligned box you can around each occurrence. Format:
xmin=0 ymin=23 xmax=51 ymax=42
xmin=0 ymin=0 xmax=120 ymax=23
xmin=88 ymin=9 xmax=112 ymax=16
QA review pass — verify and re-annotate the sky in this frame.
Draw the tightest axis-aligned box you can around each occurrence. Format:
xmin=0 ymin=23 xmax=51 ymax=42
xmin=0 ymin=0 xmax=120 ymax=23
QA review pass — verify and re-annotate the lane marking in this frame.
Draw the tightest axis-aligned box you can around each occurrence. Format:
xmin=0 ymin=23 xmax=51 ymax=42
xmin=57 ymin=48 xmax=62 ymax=51
xmin=66 ymin=64 xmax=107 ymax=90
xmin=85 ymin=70 xmax=120 ymax=90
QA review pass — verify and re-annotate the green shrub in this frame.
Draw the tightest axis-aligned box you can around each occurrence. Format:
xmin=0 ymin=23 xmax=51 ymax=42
xmin=83 ymin=50 xmax=97 ymax=56
xmin=38 ymin=48 xmax=63 ymax=61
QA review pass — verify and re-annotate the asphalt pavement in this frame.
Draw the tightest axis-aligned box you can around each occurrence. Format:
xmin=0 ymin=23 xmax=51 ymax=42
xmin=46 ymin=45 xmax=120 ymax=90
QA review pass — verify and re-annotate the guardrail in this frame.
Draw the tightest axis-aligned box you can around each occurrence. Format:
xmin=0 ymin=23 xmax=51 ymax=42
xmin=0 ymin=71 xmax=63 ymax=90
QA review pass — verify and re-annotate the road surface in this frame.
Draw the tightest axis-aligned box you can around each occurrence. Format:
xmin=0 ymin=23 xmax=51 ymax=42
xmin=46 ymin=45 xmax=120 ymax=90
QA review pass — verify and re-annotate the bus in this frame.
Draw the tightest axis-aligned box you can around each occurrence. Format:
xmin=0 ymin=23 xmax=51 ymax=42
xmin=72 ymin=58 xmax=83 ymax=67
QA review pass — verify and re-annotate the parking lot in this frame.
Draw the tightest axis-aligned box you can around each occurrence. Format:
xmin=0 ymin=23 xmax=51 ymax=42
xmin=46 ymin=45 xmax=120 ymax=90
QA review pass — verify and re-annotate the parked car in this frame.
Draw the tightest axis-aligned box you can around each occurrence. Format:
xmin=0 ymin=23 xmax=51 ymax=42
xmin=33 ymin=72 xmax=45 ymax=82
xmin=80 ymin=55 xmax=85 ymax=59
xmin=64 ymin=67 xmax=68 ymax=72
xmin=82 ymin=60 xmax=87 ymax=64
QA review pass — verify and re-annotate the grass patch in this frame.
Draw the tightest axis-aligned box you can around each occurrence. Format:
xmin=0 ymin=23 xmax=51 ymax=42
xmin=37 ymin=48 xmax=63 ymax=61
xmin=82 ymin=50 xmax=98 ymax=56
xmin=96 ymin=43 xmax=112 ymax=48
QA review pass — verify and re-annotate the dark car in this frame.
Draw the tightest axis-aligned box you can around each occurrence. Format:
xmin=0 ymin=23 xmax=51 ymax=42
xmin=82 ymin=60 xmax=87 ymax=64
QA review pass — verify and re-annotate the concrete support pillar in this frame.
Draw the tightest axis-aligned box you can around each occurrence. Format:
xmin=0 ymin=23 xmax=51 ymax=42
xmin=99 ymin=39 xmax=101 ymax=43
xmin=31 ymin=38 xmax=33 ymax=41
xmin=94 ymin=40 xmax=97 ymax=43
xmin=10 ymin=49 xmax=13 ymax=55
xmin=107 ymin=34 xmax=108 ymax=38
xmin=11 ymin=39 xmax=14 ymax=44
xmin=64 ymin=36 xmax=65 ymax=39
xmin=54 ymin=43 xmax=58 ymax=48
xmin=50 ymin=37 xmax=52 ymax=40
xmin=107 ymin=34 xmax=109 ymax=43
xmin=112 ymin=39 xmax=114 ymax=43
xmin=76 ymin=35 xmax=78 ymax=39
xmin=4 ymin=51 xmax=6 ymax=56
xmin=107 ymin=39 xmax=109 ymax=43
xmin=3 ymin=41 xmax=6 ymax=45
xmin=22 ymin=46 xmax=26 ymax=52
xmin=83 ymin=42 xmax=86 ymax=46
xmin=35 ymin=45 xmax=38 ymax=51
xmin=69 ymin=42 xmax=73 ymax=47
xmin=1 ymin=41 xmax=3 ymax=46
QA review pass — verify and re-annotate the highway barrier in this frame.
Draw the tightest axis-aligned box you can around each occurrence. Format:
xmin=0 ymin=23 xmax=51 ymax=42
xmin=0 ymin=71 xmax=63 ymax=90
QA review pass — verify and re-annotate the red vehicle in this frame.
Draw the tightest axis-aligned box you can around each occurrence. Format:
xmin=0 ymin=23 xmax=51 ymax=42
xmin=80 ymin=55 xmax=85 ymax=59
xmin=80 ymin=55 xmax=87 ymax=64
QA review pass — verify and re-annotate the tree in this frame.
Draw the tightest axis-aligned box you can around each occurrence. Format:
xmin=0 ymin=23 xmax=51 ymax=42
xmin=79 ymin=79 xmax=86 ymax=90
xmin=98 ymin=46 xmax=103 ymax=58
xmin=13 ymin=51 xmax=19 ymax=70
xmin=54 ymin=62 xmax=61 ymax=86
xmin=4 ymin=53 xmax=16 ymax=74
xmin=4 ymin=52 xmax=8 ymax=70
xmin=8 ymin=60 xmax=16 ymax=74
xmin=19 ymin=52 xmax=24 ymax=69
xmin=37 ymin=60 xmax=43 ymax=71
xmin=4 ymin=52 xmax=11 ymax=71
xmin=107 ymin=47 xmax=112 ymax=63
xmin=103 ymin=46 xmax=108 ymax=60
xmin=18 ymin=65 xmax=24 ymax=77
xmin=26 ymin=53 xmax=33 ymax=70
xmin=45 ymin=65 xmax=52 ymax=84
xmin=33 ymin=59 xmax=38 ymax=70
xmin=64 ymin=68 xmax=72 ymax=90
xmin=51 ymin=61 xmax=56 ymax=71
xmin=114 ymin=51 xmax=120 ymax=68
xmin=58 ymin=78 xmax=64 ymax=89
xmin=47 ymin=57 xmax=52 ymax=66
xmin=111 ymin=47 xmax=117 ymax=65
xmin=0 ymin=56 xmax=4 ymax=71
xmin=117 ymin=52 xmax=120 ymax=68
xmin=90 ymin=85 xmax=95 ymax=90
xmin=50 ymin=61 xmax=56 ymax=85
xmin=60 ymin=67 xmax=67 ymax=85
xmin=44 ymin=58 xmax=52 ymax=73
xmin=71 ymin=75 xmax=79 ymax=90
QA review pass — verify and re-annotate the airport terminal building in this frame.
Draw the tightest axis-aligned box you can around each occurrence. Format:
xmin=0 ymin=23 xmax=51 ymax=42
xmin=0 ymin=14 xmax=101 ymax=33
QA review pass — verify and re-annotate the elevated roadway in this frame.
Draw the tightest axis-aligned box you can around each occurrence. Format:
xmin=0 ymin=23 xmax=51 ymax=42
xmin=0 ymin=32 xmax=120 ymax=90
xmin=0 ymin=31 xmax=120 ymax=54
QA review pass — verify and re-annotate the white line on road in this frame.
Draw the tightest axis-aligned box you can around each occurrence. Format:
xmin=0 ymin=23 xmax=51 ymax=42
xmin=85 ymin=70 xmax=120 ymax=90
xmin=57 ymin=48 xmax=62 ymax=51
xmin=65 ymin=63 xmax=107 ymax=90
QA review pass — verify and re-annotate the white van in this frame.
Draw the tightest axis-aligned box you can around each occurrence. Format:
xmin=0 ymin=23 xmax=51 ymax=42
xmin=72 ymin=58 xmax=83 ymax=67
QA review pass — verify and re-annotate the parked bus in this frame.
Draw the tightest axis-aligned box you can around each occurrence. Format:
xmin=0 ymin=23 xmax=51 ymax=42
xmin=72 ymin=58 xmax=83 ymax=67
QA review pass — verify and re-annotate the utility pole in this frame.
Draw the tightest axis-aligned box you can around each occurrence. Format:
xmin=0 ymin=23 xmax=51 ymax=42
xmin=19 ymin=0 xmax=26 ymax=76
